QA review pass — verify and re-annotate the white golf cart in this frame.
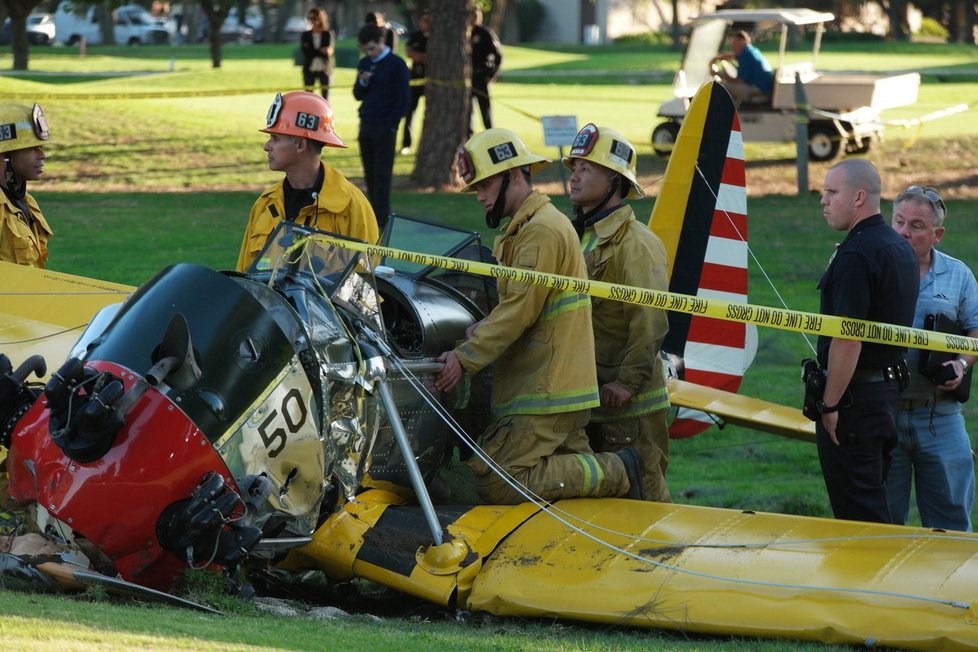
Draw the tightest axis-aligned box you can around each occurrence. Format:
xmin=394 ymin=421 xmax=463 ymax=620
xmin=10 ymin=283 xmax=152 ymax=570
xmin=652 ymin=8 xmax=921 ymax=161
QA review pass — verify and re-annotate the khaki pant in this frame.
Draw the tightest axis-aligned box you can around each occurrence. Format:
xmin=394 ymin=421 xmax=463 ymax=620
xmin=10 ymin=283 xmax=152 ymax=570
xmin=588 ymin=410 xmax=671 ymax=502
xmin=468 ymin=411 xmax=630 ymax=504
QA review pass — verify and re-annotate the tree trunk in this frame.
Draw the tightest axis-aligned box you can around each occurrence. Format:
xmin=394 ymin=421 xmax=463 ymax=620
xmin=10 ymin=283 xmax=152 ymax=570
xmin=970 ymin=2 xmax=978 ymax=45
xmin=886 ymin=0 xmax=909 ymax=41
xmin=949 ymin=0 xmax=966 ymax=43
xmin=199 ymin=0 xmax=232 ymax=68
xmin=99 ymin=0 xmax=115 ymax=45
xmin=4 ymin=0 xmax=41 ymax=70
xmin=410 ymin=0 xmax=472 ymax=189
xmin=488 ymin=0 xmax=508 ymax=35
xmin=670 ymin=0 xmax=681 ymax=52
xmin=5 ymin=0 xmax=41 ymax=71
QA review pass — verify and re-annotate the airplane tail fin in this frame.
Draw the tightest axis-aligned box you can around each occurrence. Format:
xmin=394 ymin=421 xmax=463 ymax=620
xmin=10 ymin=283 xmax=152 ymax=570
xmin=649 ymin=82 xmax=756 ymax=439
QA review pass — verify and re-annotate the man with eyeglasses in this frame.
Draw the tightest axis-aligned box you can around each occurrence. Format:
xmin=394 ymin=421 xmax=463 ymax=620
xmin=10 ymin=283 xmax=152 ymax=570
xmin=889 ymin=185 xmax=977 ymax=531
xmin=815 ymin=159 xmax=918 ymax=523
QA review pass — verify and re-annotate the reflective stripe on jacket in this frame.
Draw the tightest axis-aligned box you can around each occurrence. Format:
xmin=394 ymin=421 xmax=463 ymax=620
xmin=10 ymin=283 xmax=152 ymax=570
xmin=582 ymin=204 xmax=669 ymax=421
xmin=456 ymin=190 xmax=599 ymax=418
xmin=237 ymin=164 xmax=378 ymax=272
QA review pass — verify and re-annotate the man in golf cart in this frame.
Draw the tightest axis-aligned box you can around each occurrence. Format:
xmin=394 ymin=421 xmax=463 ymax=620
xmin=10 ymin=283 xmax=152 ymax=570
xmin=710 ymin=29 xmax=774 ymax=106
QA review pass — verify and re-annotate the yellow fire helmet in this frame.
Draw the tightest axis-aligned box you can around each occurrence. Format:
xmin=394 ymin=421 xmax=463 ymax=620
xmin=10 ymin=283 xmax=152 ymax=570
xmin=457 ymin=128 xmax=550 ymax=192
xmin=561 ymin=123 xmax=644 ymax=199
xmin=0 ymin=103 xmax=51 ymax=155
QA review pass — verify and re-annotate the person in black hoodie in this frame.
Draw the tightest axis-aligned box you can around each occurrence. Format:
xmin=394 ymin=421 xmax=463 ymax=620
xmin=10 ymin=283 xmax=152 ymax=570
xmin=468 ymin=7 xmax=502 ymax=135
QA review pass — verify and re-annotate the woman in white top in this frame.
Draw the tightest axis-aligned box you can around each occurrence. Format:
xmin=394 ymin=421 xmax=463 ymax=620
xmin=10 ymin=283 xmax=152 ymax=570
xmin=300 ymin=8 xmax=335 ymax=99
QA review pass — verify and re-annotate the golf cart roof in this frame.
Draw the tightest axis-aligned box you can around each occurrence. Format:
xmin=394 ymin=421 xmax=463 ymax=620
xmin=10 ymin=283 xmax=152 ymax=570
xmin=695 ymin=8 xmax=835 ymax=27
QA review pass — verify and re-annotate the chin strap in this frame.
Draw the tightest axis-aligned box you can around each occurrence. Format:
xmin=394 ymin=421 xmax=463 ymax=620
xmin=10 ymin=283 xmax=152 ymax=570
xmin=573 ymin=175 xmax=622 ymax=237
xmin=485 ymin=170 xmax=511 ymax=229
xmin=1 ymin=153 xmax=31 ymax=221
xmin=3 ymin=153 xmax=18 ymax=190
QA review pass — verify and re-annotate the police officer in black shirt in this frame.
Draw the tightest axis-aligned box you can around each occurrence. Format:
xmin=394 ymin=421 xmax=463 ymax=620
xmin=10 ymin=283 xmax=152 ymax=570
xmin=815 ymin=158 xmax=918 ymax=523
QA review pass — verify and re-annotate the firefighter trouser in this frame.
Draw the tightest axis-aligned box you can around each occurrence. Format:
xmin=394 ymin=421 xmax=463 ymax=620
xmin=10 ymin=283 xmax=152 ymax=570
xmin=467 ymin=410 xmax=630 ymax=504
xmin=587 ymin=410 xmax=671 ymax=503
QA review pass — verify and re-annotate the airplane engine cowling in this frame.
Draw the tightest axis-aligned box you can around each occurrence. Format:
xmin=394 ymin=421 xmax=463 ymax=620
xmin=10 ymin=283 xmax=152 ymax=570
xmin=362 ymin=274 xmax=492 ymax=488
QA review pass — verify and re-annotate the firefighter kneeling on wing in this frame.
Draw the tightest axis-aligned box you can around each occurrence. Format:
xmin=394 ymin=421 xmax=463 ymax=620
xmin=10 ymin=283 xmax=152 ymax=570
xmin=434 ymin=127 xmax=645 ymax=504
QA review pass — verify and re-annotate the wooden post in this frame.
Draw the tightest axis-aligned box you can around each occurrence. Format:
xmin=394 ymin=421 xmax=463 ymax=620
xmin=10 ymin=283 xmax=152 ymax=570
xmin=794 ymin=71 xmax=809 ymax=196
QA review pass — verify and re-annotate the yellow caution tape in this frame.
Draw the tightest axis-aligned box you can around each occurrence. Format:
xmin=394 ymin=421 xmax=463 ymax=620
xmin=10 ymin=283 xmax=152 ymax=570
xmin=303 ymin=235 xmax=978 ymax=356
xmin=2 ymin=76 xmax=465 ymax=101
xmin=2 ymin=87 xmax=312 ymax=101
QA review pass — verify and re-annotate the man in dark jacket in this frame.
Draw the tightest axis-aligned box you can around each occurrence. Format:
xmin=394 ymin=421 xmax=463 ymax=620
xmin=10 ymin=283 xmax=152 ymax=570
xmin=815 ymin=158 xmax=918 ymax=523
xmin=354 ymin=23 xmax=409 ymax=229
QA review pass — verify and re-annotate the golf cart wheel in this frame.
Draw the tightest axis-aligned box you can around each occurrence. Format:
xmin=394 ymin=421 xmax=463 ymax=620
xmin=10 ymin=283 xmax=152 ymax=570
xmin=808 ymin=124 xmax=841 ymax=162
xmin=652 ymin=122 xmax=680 ymax=157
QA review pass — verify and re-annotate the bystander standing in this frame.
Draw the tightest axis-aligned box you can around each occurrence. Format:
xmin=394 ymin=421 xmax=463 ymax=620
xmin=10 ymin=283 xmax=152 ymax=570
xmin=814 ymin=159 xmax=918 ymax=524
xmin=889 ymin=185 xmax=978 ymax=532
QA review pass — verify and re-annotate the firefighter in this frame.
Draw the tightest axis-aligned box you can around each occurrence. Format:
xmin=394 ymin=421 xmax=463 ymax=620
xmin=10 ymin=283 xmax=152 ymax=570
xmin=435 ymin=127 xmax=644 ymax=504
xmin=237 ymin=91 xmax=378 ymax=272
xmin=0 ymin=102 xmax=53 ymax=268
xmin=564 ymin=124 xmax=671 ymax=502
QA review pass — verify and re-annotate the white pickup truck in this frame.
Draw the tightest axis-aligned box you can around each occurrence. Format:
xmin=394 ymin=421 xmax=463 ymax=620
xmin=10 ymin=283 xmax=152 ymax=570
xmin=55 ymin=2 xmax=172 ymax=46
xmin=652 ymin=8 xmax=920 ymax=160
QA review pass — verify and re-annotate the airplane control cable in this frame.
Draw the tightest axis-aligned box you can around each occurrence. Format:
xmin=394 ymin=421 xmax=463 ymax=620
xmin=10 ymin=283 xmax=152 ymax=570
xmin=692 ymin=163 xmax=817 ymax=358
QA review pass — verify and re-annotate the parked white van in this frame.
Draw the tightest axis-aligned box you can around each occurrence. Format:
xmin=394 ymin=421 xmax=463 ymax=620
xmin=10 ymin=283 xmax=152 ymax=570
xmin=55 ymin=2 xmax=171 ymax=46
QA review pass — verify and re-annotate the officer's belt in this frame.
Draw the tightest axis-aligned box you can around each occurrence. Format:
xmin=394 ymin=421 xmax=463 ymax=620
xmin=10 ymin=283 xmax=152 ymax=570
xmin=849 ymin=365 xmax=904 ymax=385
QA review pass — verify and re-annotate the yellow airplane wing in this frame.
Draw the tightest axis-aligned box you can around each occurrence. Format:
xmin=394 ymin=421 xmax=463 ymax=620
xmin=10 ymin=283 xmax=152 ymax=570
xmin=667 ymin=378 xmax=814 ymax=442
xmin=0 ymin=261 xmax=132 ymax=378
xmin=289 ymin=489 xmax=978 ymax=651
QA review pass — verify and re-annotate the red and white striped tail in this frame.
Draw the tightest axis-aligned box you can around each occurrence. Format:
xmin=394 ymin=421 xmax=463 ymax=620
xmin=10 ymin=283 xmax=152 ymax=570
xmin=650 ymin=83 xmax=755 ymax=439
xmin=671 ymin=115 xmax=754 ymax=437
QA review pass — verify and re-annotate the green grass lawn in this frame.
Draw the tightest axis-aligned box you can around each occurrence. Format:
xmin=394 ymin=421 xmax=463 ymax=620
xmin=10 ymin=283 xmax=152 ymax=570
xmin=0 ymin=39 xmax=975 ymax=193
xmin=1 ymin=37 xmax=977 ymax=651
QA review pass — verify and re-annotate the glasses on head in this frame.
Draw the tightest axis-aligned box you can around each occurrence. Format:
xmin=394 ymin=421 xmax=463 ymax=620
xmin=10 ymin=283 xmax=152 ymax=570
xmin=901 ymin=185 xmax=946 ymax=221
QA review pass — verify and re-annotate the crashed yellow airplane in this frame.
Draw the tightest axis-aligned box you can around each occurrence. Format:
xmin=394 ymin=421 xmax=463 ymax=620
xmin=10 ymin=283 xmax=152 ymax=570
xmin=0 ymin=83 xmax=975 ymax=650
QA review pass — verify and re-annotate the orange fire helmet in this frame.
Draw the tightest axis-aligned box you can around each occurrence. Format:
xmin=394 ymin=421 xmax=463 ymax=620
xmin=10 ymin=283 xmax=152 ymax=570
xmin=261 ymin=91 xmax=346 ymax=148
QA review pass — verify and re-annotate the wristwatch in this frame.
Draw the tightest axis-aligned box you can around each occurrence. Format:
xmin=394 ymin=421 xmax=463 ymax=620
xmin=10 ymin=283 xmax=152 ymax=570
xmin=815 ymin=399 xmax=839 ymax=414
xmin=957 ymin=357 xmax=970 ymax=372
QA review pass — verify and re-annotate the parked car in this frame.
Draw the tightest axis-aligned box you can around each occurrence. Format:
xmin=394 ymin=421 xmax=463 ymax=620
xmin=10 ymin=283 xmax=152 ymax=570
xmin=54 ymin=2 xmax=171 ymax=46
xmin=0 ymin=13 xmax=56 ymax=45
xmin=387 ymin=20 xmax=407 ymax=36
xmin=198 ymin=6 xmax=264 ymax=43
xmin=283 ymin=15 xmax=307 ymax=42
xmin=651 ymin=8 xmax=921 ymax=161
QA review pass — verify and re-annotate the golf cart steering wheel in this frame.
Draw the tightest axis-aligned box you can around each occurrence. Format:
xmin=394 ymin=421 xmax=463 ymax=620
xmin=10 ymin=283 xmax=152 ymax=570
xmin=710 ymin=58 xmax=736 ymax=80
